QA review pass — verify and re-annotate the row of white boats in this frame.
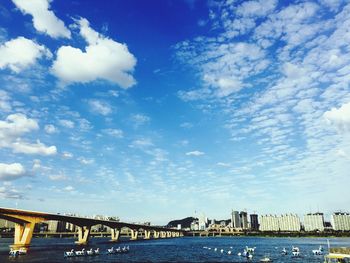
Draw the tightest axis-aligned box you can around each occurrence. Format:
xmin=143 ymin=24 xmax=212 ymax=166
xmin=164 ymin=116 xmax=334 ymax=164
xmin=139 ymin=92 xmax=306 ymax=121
xmin=63 ymin=245 xmax=130 ymax=257
xmin=9 ymin=245 xmax=130 ymax=258
xmin=202 ymin=245 xmax=325 ymax=262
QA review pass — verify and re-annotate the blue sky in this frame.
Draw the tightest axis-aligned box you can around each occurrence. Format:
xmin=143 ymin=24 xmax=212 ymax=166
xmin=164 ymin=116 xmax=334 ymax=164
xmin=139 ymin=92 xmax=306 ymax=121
xmin=0 ymin=0 xmax=350 ymax=224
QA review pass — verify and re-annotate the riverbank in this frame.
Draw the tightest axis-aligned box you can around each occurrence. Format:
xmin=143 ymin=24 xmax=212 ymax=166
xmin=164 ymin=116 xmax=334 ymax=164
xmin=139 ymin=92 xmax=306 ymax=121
xmin=187 ymin=230 xmax=350 ymax=238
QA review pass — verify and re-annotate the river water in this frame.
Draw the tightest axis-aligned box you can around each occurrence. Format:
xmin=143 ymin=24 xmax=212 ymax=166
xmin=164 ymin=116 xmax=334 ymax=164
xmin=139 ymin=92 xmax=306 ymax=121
xmin=0 ymin=236 xmax=349 ymax=262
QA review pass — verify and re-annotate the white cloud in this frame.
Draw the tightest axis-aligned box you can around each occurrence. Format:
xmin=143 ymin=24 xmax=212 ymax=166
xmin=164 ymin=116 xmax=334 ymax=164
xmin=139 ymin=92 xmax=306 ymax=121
xmin=0 ymin=163 xmax=26 ymax=180
xmin=58 ymin=119 xmax=74 ymax=128
xmin=51 ymin=18 xmax=137 ymax=88
xmin=103 ymin=128 xmax=123 ymax=138
xmin=12 ymin=0 xmax=71 ymax=38
xmin=236 ymin=0 xmax=277 ymax=17
xmin=324 ymin=101 xmax=350 ymax=132
xmin=78 ymin=157 xmax=94 ymax=165
xmin=0 ymin=185 xmax=23 ymax=199
xmin=49 ymin=173 xmax=67 ymax=181
xmin=44 ymin=124 xmax=58 ymax=134
xmin=64 ymin=185 xmax=74 ymax=192
xmin=12 ymin=140 xmax=57 ymax=155
xmin=0 ymin=90 xmax=12 ymax=112
xmin=186 ymin=150 xmax=205 ymax=156
xmin=0 ymin=37 xmax=51 ymax=73
xmin=88 ymin=99 xmax=112 ymax=115
xmin=131 ymin=114 xmax=150 ymax=127
xmin=62 ymin=151 xmax=73 ymax=159
xmin=0 ymin=113 xmax=56 ymax=155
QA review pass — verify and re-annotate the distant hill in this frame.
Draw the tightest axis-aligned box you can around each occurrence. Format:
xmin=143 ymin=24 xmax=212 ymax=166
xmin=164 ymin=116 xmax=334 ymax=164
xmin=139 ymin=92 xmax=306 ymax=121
xmin=167 ymin=217 xmax=196 ymax=228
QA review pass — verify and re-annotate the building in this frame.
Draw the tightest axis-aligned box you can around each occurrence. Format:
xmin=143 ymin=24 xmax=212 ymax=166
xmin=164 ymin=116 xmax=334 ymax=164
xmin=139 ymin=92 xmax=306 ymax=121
xmin=304 ymin=213 xmax=325 ymax=232
xmin=198 ymin=213 xmax=208 ymax=231
xmin=231 ymin=210 xmax=241 ymax=228
xmin=260 ymin=215 xmax=279 ymax=231
xmin=250 ymin=214 xmax=259 ymax=231
xmin=260 ymin=214 xmax=300 ymax=232
xmin=332 ymin=212 xmax=350 ymax=231
xmin=240 ymin=211 xmax=248 ymax=229
xmin=279 ymin=214 xmax=301 ymax=232
xmin=0 ymin=219 xmax=15 ymax=230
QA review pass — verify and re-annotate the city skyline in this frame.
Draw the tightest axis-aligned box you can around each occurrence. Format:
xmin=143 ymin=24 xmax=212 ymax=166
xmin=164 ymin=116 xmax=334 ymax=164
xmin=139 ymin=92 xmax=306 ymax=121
xmin=0 ymin=0 xmax=350 ymax=225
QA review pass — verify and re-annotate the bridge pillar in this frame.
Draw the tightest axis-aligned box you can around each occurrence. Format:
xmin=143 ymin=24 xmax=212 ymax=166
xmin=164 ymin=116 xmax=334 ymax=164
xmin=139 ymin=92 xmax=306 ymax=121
xmin=175 ymin=232 xmax=180 ymax=237
xmin=166 ymin=231 xmax=172 ymax=238
xmin=180 ymin=232 xmax=184 ymax=237
xmin=153 ymin=230 xmax=160 ymax=239
xmin=144 ymin=230 xmax=151 ymax=240
xmin=13 ymin=222 xmax=35 ymax=248
xmin=160 ymin=231 xmax=166 ymax=238
xmin=130 ymin=229 xmax=138 ymax=240
xmin=76 ymin=226 xmax=91 ymax=245
xmin=171 ymin=232 xmax=176 ymax=238
xmin=110 ymin=228 xmax=120 ymax=242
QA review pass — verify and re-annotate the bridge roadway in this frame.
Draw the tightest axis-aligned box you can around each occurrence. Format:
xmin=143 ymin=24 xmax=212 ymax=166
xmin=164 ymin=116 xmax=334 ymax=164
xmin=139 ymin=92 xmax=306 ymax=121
xmin=0 ymin=207 xmax=184 ymax=248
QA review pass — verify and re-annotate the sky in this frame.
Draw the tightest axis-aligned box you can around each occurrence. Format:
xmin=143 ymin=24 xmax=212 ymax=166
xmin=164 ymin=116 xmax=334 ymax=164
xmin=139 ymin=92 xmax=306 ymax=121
xmin=0 ymin=0 xmax=350 ymax=225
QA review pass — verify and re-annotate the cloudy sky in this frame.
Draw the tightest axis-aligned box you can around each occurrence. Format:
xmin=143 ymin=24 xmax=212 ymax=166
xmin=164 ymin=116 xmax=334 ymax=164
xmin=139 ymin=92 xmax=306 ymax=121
xmin=0 ymin=0 xmax=349 ymax=224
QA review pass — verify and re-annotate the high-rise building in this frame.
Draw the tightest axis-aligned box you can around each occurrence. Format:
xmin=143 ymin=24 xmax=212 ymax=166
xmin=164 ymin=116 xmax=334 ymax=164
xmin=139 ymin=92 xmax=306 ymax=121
xmin=304 ymin=213 xmax=325 ymax=232
xmin=259 ymin=214 xmax=300 ymax=232
xmin=250 ymin=214 xmax=259 ymax=231
xmin=231 ymin=210 xmax=241 ymax=228
xmin=198 ymin=213 xmax=207 ymax=230
xmin=240 ymin=211 xmax=248 ymax=229
xmin=260 ymin=215 xmax=279 ymax=231
xmin=279 ymin=214 xmax=301 ymax=232
xmin=332 ymin=212 xmax=350 ymax=231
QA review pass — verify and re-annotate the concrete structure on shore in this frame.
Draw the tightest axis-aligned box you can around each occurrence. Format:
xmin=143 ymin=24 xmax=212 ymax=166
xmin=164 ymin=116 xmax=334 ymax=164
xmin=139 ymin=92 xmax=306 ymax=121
xmin=0 ymin=207 xmax=185 ymax=248
xmin=304 ymin=213 xmax=325 ymax=232
xmin=332 ymin=212 xmax=350 ymax=231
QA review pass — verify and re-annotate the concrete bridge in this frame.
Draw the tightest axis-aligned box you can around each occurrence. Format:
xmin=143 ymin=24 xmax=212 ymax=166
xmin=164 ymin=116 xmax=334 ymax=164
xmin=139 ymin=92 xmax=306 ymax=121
xmin=0 ymin=207 xmax=184 ymax=248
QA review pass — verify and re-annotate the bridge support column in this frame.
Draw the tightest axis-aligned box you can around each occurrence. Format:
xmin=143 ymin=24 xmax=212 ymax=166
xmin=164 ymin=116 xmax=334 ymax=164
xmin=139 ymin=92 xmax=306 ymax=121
xmin=13 ymin=222 xmax=35 ymax=248
xmin=144 ymin=230 xmax=151 ymax=240
xmin=76 ymin=226 xmax=91 ymax=245
xmin=110 ymin=228 xmax=120 ymax=242
xmin=167 ymin=231 xmax=171 ymax=238
xmin=175 ymin=232 xmax=180 ymax=237
xmin=171 ymin=232 xmax=176 ymax=238
xmin=160 ymin=231 xmax=166 ymax=238
xmin=130 ymin=229 xmax=138 ymax=240
xmin=153 ymin=230 xmax=160 ymax=239
xmin=180 ymin=232 xmax=184 ymax=237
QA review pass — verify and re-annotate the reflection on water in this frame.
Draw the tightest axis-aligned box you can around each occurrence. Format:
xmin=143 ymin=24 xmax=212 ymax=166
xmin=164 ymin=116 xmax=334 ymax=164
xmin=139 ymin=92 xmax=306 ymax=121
xmin=0 ymin=236 xmax=349 ymax=262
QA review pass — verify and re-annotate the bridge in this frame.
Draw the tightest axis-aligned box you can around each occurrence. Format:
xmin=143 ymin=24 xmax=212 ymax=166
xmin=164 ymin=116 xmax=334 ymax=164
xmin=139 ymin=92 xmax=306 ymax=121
xmin=0 ymin=207 xmax=185 ymax=248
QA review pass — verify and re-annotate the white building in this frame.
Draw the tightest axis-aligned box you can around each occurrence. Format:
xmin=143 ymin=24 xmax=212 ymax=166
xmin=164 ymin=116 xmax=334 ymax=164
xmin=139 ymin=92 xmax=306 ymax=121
xmin=260 ymin=214 xmax=301 ymax=232
xmin=259 ymin=215 xmax=279 ymax=231
xmin=198 ymin=213 xmax=207 ymax=230
xmin=304 ymin=213 xmax=324 ymax=232
xmin=332 ymin=212 xmax=350 ymax=231
xmin=279 ymin=214 xmax=301 ymax=232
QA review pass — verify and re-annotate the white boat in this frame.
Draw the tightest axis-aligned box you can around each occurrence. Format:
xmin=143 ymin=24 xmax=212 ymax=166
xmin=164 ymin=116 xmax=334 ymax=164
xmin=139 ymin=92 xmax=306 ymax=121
xmin=292 ymin=246 xmax=300 ymax=257
xmin=107 ymin=247 xmax=115 ymax=254
xmin=75 ymin=248 xmax=86 ymax=256
xmin=121 ymin=246 xmax=130 ymax=253
xmin=281 ymin=247 xmax=288 ymax=255
xmin=312 ymin=246 xmax=324 ymax=255
xmin=63 ymin=249 xmax=75 ymax=257
xmin=260 ymin=256 xmax=273 ymax=262
xmin=9 ymin=247 xmax=27 ymax=257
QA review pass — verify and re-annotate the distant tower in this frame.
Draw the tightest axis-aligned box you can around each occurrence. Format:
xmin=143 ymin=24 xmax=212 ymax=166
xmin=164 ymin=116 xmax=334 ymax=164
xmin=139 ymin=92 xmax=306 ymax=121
xmin=231 ymin=210 xmax=241 ymax=228
xmin=240 ymin=211 xmax=248 ymax=229
xmin=250 ymin=214 xmax=259 ymax=231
